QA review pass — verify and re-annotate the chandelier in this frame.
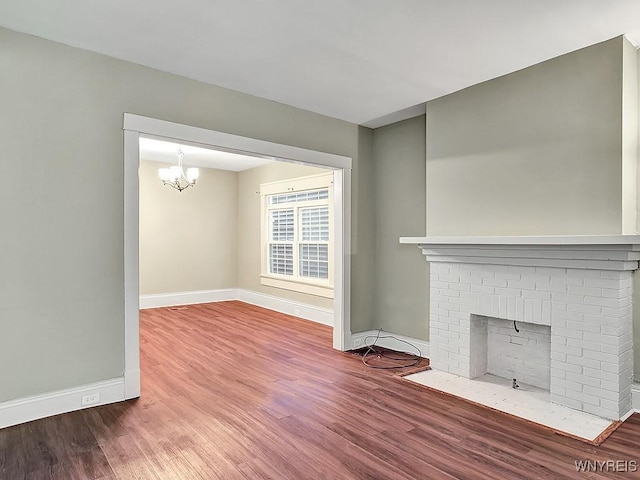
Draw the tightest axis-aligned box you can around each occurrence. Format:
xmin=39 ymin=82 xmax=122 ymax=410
xmin=158 ymin=147 xmax=200 ymax=192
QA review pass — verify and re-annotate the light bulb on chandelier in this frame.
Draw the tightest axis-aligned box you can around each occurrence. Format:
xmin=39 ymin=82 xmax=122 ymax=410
xmin=158 ymin=147 xmax=199 ymax=192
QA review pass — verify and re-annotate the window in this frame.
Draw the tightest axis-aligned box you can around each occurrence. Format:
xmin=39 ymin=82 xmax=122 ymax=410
xmin=260 ymin=172 xmax=334 ymax=298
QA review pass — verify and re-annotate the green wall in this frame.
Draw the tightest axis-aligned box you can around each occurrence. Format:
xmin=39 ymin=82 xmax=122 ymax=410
xmin=426 ymin=37 xmax=626 ymax=236
xmin=236 ymin=162 xmax=333 ymax=308
xmin=372 ymin=116 xmax=428 ymax=340
xmin=0 ymin=26 xmax=374 ymax=402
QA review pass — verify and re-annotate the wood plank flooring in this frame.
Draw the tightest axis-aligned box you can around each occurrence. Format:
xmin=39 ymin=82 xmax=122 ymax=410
xmin=2 ymin=300 xmax=640 ymax=479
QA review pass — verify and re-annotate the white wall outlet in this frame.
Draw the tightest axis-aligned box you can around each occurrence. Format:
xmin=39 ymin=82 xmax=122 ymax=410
xmin=353 ymin=338 xmax=362 ymax=348
xmin=81 ymin=392 xmax=100 ymax=406
xmin=294 ymin=309 xmax=301 ymax=316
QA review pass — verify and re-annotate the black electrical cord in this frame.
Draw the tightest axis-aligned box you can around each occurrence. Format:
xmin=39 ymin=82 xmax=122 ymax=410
xmin=361 ymin=329 xmax=422 ymax=369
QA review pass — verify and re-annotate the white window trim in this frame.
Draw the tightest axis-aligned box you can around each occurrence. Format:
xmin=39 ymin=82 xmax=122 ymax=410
xmin=260 ymin=172 xmax=335 ymax=298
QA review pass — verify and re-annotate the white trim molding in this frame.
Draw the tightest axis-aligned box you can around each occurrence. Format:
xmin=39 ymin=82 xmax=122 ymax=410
xmin=350 ymin=330 xmax=430 ymax=358
xmin=633 ymin=383 xmax=640 ymax=412
xmin=140 ymin=288 xmax=334 ymax=327
xmin=124 ymin=113 xmax=352 ymax=357
xmin=237 ymin=289 xmax=333 ymax=326
xmin=140 ymin=289 xmax=238 ymax=309
xmin=0 ymin=378 xmax=125 ymax=430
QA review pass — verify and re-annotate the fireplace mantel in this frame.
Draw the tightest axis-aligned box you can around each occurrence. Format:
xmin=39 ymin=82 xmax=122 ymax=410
xmin=401 ymin=233 xmax=640 ymax=420
xmin=400 ymin=235 xmax=640 ymax=271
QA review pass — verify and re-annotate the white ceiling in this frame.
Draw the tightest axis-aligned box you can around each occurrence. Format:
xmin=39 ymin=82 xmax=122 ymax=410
xmin=1 ymin=1 xmax=640 ymax=127
xmin=139 ymin=136 xmax=274 ymax=171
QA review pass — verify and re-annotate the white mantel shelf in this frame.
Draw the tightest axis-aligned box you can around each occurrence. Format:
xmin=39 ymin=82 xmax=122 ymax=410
xmin=400 ymin=235 xmax=640 ymax=270
xmin=400 ymin=234 xmax=640 ymax=246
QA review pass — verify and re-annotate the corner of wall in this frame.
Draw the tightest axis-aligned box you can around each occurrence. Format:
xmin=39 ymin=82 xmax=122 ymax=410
xmin=622 ymin=36 xmax=638 ymax=233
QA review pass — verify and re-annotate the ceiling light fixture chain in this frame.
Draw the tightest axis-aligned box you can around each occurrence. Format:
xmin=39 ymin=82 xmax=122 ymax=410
xmin=158 ymin=146 xmax=200 ymax=192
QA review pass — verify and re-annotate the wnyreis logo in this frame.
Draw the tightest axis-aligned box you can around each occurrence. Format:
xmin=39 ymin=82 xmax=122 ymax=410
xmin=575 ymin=459 xmax=638 ymax=473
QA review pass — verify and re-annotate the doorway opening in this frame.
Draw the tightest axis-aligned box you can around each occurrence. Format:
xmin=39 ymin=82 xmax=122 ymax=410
xmin=122 ymin=114 xmax=352 ymax=399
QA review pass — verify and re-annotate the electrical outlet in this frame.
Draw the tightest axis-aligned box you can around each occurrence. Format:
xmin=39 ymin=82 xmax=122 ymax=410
xmin=81 ymin=392 xmax=100 ymax=406
xmin=353 ymin=338 xmax=362 ymax=348
xmin=294 ymin=309 xmax=301 ymax=316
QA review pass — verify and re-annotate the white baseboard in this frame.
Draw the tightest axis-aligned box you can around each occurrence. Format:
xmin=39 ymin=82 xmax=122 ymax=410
xmin=350 ymin=329 xmax=430 ymax=358
xmin=237 ymin=289 xmax=334 ymax=326
xmin=140 ymin=289 xmax=238 ymax=309
xmin=632 ymin=383 xmax=640 ymax=413
xmin=140 ymin=288 xmax=334 ymax=327
xmin=0 ymin=377 xmax=126 ymax=430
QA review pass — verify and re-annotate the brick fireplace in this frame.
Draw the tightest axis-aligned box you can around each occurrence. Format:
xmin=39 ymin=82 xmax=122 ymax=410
xmin=400 ymin=235 xmax=640 ymax=421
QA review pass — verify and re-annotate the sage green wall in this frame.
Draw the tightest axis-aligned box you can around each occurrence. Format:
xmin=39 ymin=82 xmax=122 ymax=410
xmin=237 ymin=162 xmax=333 ymax=309
xmin=372 ymin=116 xmax=428 ymax=340
xmin=426 ymin=37 xmax=624 ymax=236
xmin=139 ymin=160 xmax=238 ymax=295
xmin=0 ymin=26 xmax=374 ymax=403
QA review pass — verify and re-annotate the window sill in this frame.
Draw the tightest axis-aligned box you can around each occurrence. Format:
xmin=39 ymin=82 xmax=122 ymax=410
xmin=260 ymin=275 xmax=334 ymax=299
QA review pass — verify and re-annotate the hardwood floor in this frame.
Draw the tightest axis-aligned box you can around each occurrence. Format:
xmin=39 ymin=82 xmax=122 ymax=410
xmin=2 ymin=300 xmax=640 ymax=479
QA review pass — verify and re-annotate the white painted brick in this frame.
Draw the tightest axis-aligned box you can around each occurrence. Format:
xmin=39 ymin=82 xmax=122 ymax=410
xmin=536 ymin=267 xmax=565 ymax=276
xmin=553 ymin=377 xmax=583 ymax=393
xmin=522 ymin=290 xmax=551 ymax=301
xmin=448 ymin=324 xmax=469 ymax=334
xmin=551 ymin=360 xmax=582 ymax=374
xmin=552 ymin=309 xmax=582 ymax=322
xmin=439 ymin=274 xmax=460 ymax=283
xmin=460 ymin=275 xmax=482 ymax=285
xmin=567 ymin=338 xmax=601 ymax=352
xmin=508 ymin=265 xmax=535 ymax=274
xmin=565 ymin=388 xmax=600 ymax=407
xmin=601 ymin=306 xmax=632 ymax=318
xmin=552 ymin=292 xmax=585 ymax=304
xmin=430 ymin=321 xmax=450 ymax=332
xmin=584 ymin=277 xmax=623 ymax=289
xmin=495 ymin=271 xmax=522 ymax=281
xmin=439 ymin=302 xmax=461 ymax=312
xmin=600 ymin=379 xmax=621 ymax=392
xmin=471 ymin=285 xmax=495 ymax=294
xmin=600 ymin=398 xmax=622 ymax=414
xmin=474 ymin=270 xmax=495 ymax=279
xmin=483 ymin=277 xmax=508 ymax=288
xmin=601 ymin=342 xmax=622 ymax=354
xmin=583 ymin=367 xmax=615 ymax=381
xmin=552 ymin=395 xmax=582 ymax=410
xmin=493 ymin=287 xmax=522 ymax=297
xmin=566 ymin=354 xmax=602 ymax=369
xmin=566 ymin=303 xmax=601 ymax=315
xmin=582 ymin=404 xmax=616 ymax=420
xmin=498 ymin=296 xmax=507 ymax=318
xmin=583 ymin=385 xmax=621 ymax=403
xmin=600 ymin=270 xmax=625 ymax=279
xmin=551 ymin=343 xmax=582 ymax=357
xmin=449 ymin=283 xmax=471 ymax=292
xmin=584 ymin=296 xmax=629 ymax=308
xmin=551 ymin=327 xmax=583 ymax=340
xmin=565 ymin=372 xmax=600 ymax=388
xmin=582 ymin=332 xmax=622 ymax=347
xmin=601 ymin=362 xmax=624 ymax=374
xmin=566 ymin=320 xmax=600 ymax=334
xmin=601 ymin=287 xmax=632 ymax=299
xmin=566 ymin=268 xmax=601 ymax=279
xmin=508 ymin=278 xmax=536 ymax=290
xmin=567 ymin=285 xmax=602 ymax=297
xmin=491 ymin=296 xmax=500 ymax=317
xmin=515 ymin=298 xmax=525 ymax=321
xmin=582 ymin=314 xmax=619 ymax=327
xmin=449 ymin=310 xmax=471 ymax=321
